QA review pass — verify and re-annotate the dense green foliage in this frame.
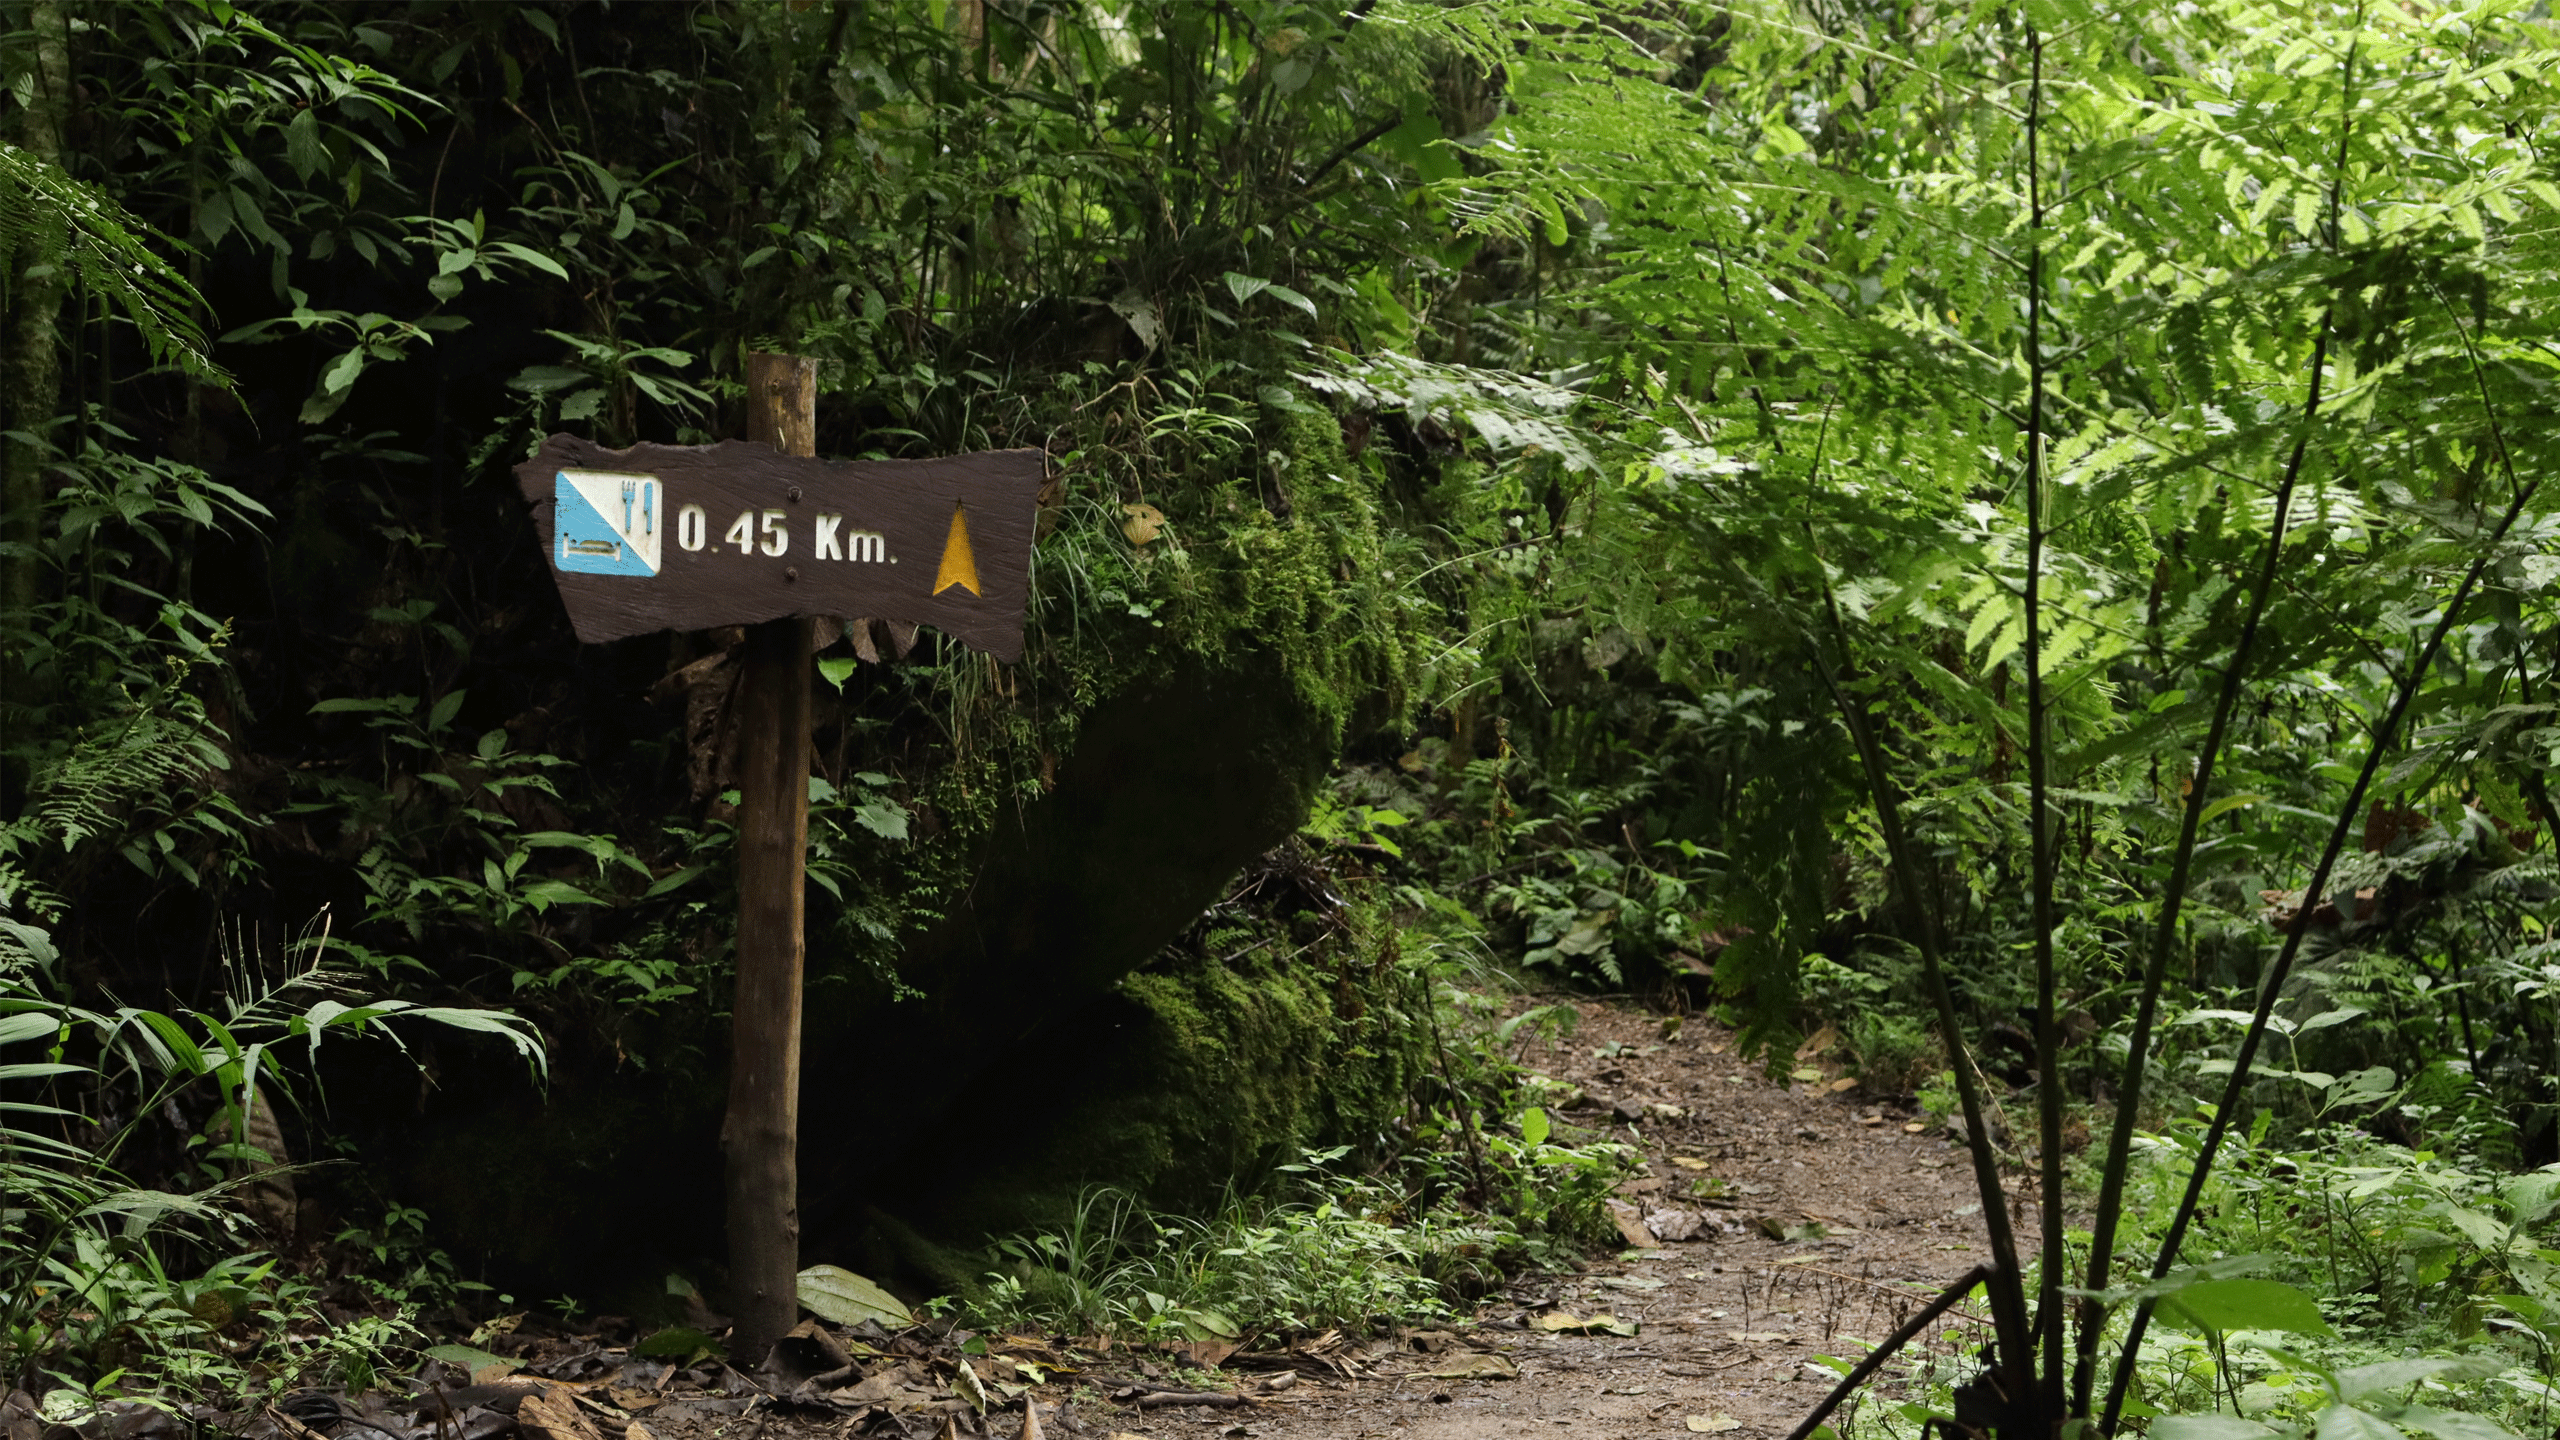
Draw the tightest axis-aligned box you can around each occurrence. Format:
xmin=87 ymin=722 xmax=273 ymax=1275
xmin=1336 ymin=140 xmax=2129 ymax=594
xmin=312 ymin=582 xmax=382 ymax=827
xmin=18 ymin=0 xmax=2560 ymax=1434
xmin=0 ymin=0 xmax=1628 ymax=1398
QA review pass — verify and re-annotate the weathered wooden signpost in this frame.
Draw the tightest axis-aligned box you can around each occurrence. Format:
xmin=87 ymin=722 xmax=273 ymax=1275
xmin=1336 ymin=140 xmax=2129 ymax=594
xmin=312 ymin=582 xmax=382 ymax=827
xmin=515 ymin=354 xmax=1042 ymax=1360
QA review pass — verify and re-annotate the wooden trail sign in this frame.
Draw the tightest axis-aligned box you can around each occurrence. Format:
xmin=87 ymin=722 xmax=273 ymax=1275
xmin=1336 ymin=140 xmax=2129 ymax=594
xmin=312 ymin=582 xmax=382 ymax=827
xmin=511 ymin=436 xmax=1043 ymax=660
xmin=515 ymin=355 xmax=1041 ymax=1362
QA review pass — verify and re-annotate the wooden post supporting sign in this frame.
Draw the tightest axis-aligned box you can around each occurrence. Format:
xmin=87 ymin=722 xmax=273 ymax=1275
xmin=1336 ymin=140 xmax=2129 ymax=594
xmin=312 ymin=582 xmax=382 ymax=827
xmin=727 ymin=354 xmax=819 ymax=1359
xmin=514 ymin=355 xmax=1042 ymax=1363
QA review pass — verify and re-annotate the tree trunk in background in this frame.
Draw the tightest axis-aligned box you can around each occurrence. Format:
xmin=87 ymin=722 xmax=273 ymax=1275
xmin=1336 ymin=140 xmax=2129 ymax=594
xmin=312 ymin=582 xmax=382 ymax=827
xmin=723 ymin=352 xmax=818 ymax=1364
xmin=3 ymin=0 xmax=68 ymax=630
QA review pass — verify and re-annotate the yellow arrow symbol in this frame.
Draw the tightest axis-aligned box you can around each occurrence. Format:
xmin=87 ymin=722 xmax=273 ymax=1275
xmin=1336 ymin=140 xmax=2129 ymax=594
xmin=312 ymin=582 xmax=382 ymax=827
xmin=932 ymin=500 xmax=981 ymax=597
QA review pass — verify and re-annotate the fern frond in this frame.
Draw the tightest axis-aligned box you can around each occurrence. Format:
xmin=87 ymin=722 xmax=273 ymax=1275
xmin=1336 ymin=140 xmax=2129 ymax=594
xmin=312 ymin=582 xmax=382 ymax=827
xmin=26 ymin=705 xmax=228 ymax=855
xmin=0 ymin=144 xmax=229 ymax=387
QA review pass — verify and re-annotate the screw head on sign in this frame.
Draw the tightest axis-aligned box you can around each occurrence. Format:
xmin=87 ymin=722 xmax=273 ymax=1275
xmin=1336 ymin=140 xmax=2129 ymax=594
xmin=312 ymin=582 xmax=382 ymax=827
xmin=784 ymin=566 xmax=800 ymax=582
xmin=788 ymin=485 xmax=803 ymax=502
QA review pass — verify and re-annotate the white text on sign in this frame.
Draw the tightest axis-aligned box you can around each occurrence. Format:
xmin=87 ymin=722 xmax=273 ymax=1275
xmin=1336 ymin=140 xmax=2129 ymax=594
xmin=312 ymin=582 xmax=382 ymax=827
xmin=675 ymin=505 xmax=894 ymax=564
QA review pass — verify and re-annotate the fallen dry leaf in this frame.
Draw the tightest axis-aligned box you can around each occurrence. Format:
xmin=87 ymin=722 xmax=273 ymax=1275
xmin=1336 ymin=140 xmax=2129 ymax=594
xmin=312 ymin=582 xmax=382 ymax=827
xmin=1416 ymin=1352 xmax=1519 ymax=1380
xmin=1789 ymin=1067 xmax=1823 ymax=1083
xmin=1827 ymin=1077 xmax=1859 ymax=1093
xmin=1603 ymin=1199 xmax=1655 ymax=1250
xmin=1181 ymin=1339 xmax=1239 ymax=1369
xmin=955 ymin=1359 xmax=991 ymax=1414
xmin=1688 ymin=1414 xmax=1744 ymax=1432
xmin=1121 ymin=503 xmax=1166 ymax=544
xmin=833 ymin=1368 xmax=910 ymax=1405
xmin=1646 ymin=1208 xmax=1706 ymax=1242
xmin=519 ymin=1390 xmax=602 ymax=1440
xmin=1671 ymin=1156 xmax=1710 ymax=1170
xmin=1533 ymin=1312 xmax=1638 ymax=1337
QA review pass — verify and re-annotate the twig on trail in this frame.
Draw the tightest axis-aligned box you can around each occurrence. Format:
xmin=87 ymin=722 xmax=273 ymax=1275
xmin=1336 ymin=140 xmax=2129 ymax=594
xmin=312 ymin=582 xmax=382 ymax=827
xmin=1667 ymin=1354 xmax=1767 ymax=1376
xmin=1784 ymin=1266 xmax=1990 ymax=1440
xmin=1131 ymin=1391 xmax=1250 ymax=1410
xmin=1765 ymin=1264 xmax=1993 ymax=1328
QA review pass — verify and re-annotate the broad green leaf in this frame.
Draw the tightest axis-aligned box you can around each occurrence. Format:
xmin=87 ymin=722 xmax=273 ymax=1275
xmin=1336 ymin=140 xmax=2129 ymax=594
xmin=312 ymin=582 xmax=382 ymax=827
xmin=519 ymin=879 xmax=600 ymax=909
xmin=643 ymin=866 xmax=705 ymax=899
xmin=2428 ymin=1205 xmax=2508 ymax=1253
xmin=797 ymin=1265 xmax=911 ymax=1328
xmin=2335 ymin=1358 xmax=2501 ymax=1403
xmin=2400 ymin=1405 xmax=2522 ymax=1440
xmin=1263 ymin=283 xmax=1317 ymax=319
xmin=1180 ymin=1305 xmax=1240 ymax=1340
xmin=852 ymin=800 xmax=909 ymax=840
xmin=634 ymin=1326 xmax=721 ymax=1359
xmin=284 ymin=108 xmax=329 ymax=180
xmin=1521 ymin=1105 xmax=1551 ymax=1146
xmin=2162 ymin=1279 xmax=2334 ymax=1336
xmin=79 ymin=1188 xmax=217 ymax=1222
xmin=2200 ymin=793 xmax=2267 ymax=823
xmin=423 ymin=1344 xmax=519 ymax=1382
xmin=488 ymin=241 xmax=570 ymax=280
xmin=2316 ymin=1406 xmax=2409 ymax=1440
xmin=2505 ymin=1171 xmax=2560 ymax=1226
xmin=0 ymin=1012 xmax=61 ymax=1047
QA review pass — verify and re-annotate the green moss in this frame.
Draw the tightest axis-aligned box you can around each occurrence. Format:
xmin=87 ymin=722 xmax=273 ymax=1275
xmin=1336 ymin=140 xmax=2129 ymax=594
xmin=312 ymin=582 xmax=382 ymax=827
xmin=856 ymin=914 xmax=1429 ymax=1255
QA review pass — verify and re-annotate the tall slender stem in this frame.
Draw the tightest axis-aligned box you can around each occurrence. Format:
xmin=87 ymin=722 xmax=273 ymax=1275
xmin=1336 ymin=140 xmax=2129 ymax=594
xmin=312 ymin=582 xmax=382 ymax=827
xmin=2018 ymin=30 xmax=2069 ymax=1417
xmin=2071 ymin=319 xmax=2335 ymax=1419
xmin=1813 ymin=589 xmax=2038 ymax=1394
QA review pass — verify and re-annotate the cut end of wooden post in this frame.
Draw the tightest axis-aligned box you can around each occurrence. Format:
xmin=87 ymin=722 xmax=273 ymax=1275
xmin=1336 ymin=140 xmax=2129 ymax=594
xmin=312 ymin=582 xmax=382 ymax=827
xmin=745 ymin=352 xmax=818 ymax=457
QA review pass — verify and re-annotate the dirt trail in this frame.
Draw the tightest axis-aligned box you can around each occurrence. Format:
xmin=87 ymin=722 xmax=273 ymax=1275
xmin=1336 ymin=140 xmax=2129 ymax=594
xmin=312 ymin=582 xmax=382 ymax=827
xmin=1206 ymin=1000 xmax=2031 ymax=1440
xmin=417 ymin=1003 xmax=2031 ymax=1440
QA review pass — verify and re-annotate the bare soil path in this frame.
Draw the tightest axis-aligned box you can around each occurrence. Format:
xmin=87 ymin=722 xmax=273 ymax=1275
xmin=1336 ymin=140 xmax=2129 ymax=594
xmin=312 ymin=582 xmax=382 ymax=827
xmin=1196 ymin=1000 xmax=2031 ymax=1440
xmin=302 ymin=1003 xmax=2033 ymax=1440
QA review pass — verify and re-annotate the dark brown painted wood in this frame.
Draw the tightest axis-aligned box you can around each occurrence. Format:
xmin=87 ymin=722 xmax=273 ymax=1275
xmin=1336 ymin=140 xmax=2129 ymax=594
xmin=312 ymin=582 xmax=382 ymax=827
xmin=725 ymin=353 xmax=818 ymax=1365
xmin=512 ymin=432 xmax=1042 ymax=661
